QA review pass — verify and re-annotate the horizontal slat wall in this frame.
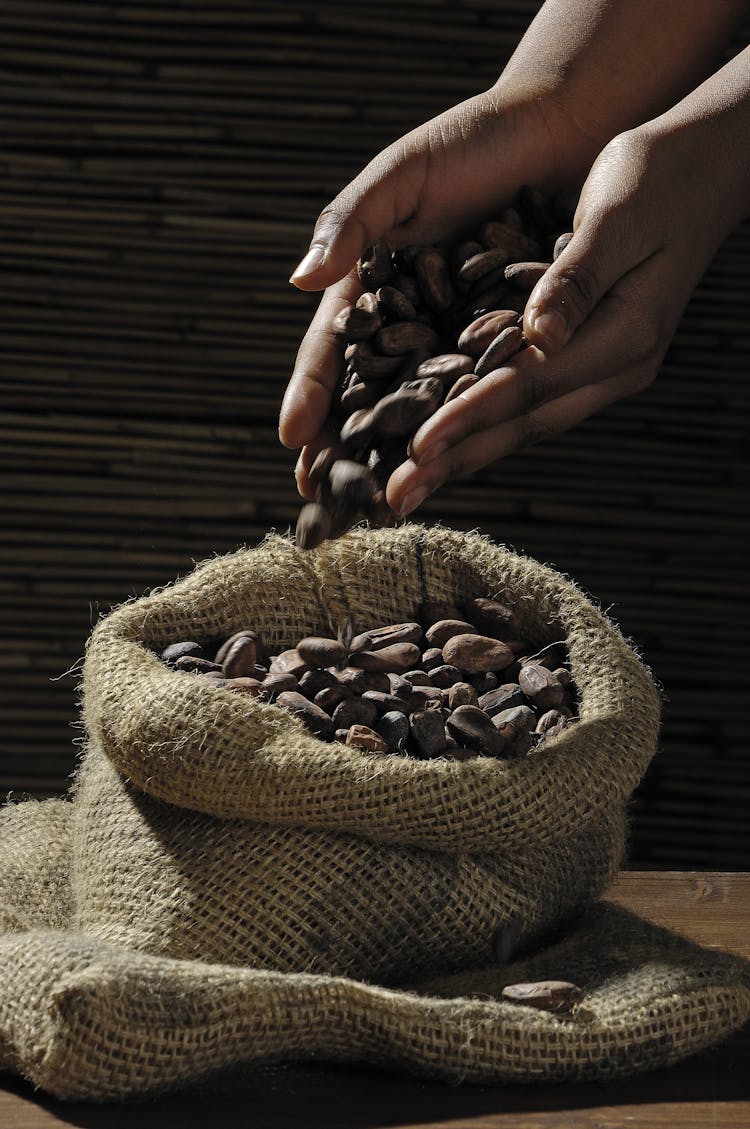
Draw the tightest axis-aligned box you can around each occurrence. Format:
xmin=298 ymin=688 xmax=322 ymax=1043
xmin=0 ymin=1 xmax=747 ymax=867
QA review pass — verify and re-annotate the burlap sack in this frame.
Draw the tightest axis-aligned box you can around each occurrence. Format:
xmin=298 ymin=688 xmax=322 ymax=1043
xmin=73 ymin=524 xmax=659 ymax=981
xmin=1 ymin=795 xmax=749 ymax=1102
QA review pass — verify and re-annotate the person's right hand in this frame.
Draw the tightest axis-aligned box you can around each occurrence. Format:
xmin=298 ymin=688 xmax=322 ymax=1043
xmin=278 ymin=84 xmax=595 ymax=496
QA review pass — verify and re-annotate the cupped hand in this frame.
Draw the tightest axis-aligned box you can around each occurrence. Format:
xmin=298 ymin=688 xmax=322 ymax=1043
xmin=278 ymin=85 xmax=592 ymax=497
xmin=390 ymin=116 xmax=741 ymax=515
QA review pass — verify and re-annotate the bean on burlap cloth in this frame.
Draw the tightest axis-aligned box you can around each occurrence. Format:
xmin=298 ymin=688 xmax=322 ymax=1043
xmin=1 ymin=524 xmax=748 ymax=1101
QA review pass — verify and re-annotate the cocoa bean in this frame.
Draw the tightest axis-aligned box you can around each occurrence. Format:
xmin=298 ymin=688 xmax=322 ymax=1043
xmin=349 ymin=622 xmax=423 ymax=654
xmin=420 ymin=646 xmax=445 ymax=672
xmin=442 ymin=633 xmax=515 ymax=673
xmin=174 ymin=655 xmax=222 ymax=674
xmin=261 ymin=671 xmax=298 ymax=699
xmin=224 ymin=677 xmax=265 ymax=696
xmin=501 ymin=980 xmax=583 ymax=1013
xmin=535 ymin=709 xmax=566 ymax=735
xmin=297 ymin=668 xmax=339 ymax=699
xmin=221 ymin=634 xmax=259 ymax=678
xmin=425 ymin=618 xmax=478 ymax=648
xmin=357 ymin=239 xmax=393 ymax=289
xmin=414 ymin=353 xmax=475 ymax=384
xmin=409 ymin=708 xmax=447 ymax=757
xmin=477 ymin=683 xmax=524 ymax=717
xmin=458 ymin=247 xmax=510 ymax=284
xmin=407 ymin=685 xmax=443 ymax=710
xmin=376 ymin=710 xmax=410 ymax=751
xmin=414 ymin=248 xmax=454 ymax=311
xmin=444 ymin=372 xmax=479 ymax=402
xmin=473 ymin=325 xmax=524 ymax=377
xmin=376 ymin=284 xmax=416 ymax=321
xmin=275 ymin=691 xmax=334 ymax=740
xmin=314 ymin=684 xmax=350 ymax=713
xmin=447 ymin=681 xmax=478 ymax=709
xmin=446 ymin=704 xmax=505 ymax=757
xmin=348 ymin=641 xmax=421 ymax=673
xmin=339 ymin=407 xmax=376 ymax=453
xmin=268 ymin=648 xmax=310 ymax=679
xmin=296 ymin=636 xmax=346 ymax=669
xmin=340 ymin=377 xmax=382 ymax=414
xmin=518 ymin=663 xmax=565 ymax=710
xmin=369 ymin=378 xmax=442 ymax=436
xmin=346 ymin=724 xmax=390 ymax=753
xmin=332 ymin=696 xmax=379 ymax=730
xmin=295 ymin=502 xmax=332 ymax=550
xmin=336 ymin=667 xmax=391 ymax=695
xmin=402 ymin=670 xmax=434 ymax=687
xmin=553 ymin=231 xmax=574 ymax=260
xmin=375 ymin=321 xmax=440 ymax=356
xmin=504 ymin=261 xmax=551 ymax=292
xmin=470 ymin=671 xmax=498 ymax=694
xmin=327 ymin=460 xmax=378 ymax=512
xmin=361 ymin=690 xmax=412 ymax=716
xmin=391 ymin=271 xmax=421 ymax=306
xmin=479 ymin=221 xmax=541 ymax=260
xmin=463 ymin=597 xmax=521 ymax=641
xmin=345 ymin=341 xmax=402 ymax=379
xmin=429 ymin=664 xmax=463 ymax=689
xmin=161 ymin=641 xmax=202 ymax=665
xmin=332 ymin=301 xmax=381 ymax=342
xmin=457 ymin=309 xmax=520 ymax=358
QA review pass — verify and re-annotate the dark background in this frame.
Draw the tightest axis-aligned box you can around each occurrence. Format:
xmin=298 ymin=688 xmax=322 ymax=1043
xmin=0 ymin=1 xmax=747 ymax=867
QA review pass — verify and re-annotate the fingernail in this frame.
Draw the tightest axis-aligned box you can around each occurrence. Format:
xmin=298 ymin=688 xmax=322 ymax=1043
xmin=396 ymin=486 xmax=428 ymax=517
xmin=527 ymin=307 xmax=569 ymax=352
xmin=289 ymin=244 xmax=327 ymax=284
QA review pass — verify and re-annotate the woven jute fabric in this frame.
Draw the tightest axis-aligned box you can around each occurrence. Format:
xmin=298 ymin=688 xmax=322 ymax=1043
xmin=73 ymin=523 xmax=657 ymax=979
xmin=1 ymin=799 xmax=749 ymax=1102
xmin=0 ymin=527 xmax=748 ymax=1100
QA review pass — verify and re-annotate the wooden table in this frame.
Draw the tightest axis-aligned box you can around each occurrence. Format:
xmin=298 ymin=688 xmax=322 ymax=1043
xmin=2 ymin=871 xmax=748 ymax=1128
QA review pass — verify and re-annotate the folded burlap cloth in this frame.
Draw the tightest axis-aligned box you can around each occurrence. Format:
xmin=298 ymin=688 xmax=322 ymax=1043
xmin=1 ymin=524 xmax=748 ymax=1101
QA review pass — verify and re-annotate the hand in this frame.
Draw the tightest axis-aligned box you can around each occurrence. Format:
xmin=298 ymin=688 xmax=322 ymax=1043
xmin=390 ymin=98 xmax=748 ymax=515
xmin=278 ymin=85 xmax=596 ymax=499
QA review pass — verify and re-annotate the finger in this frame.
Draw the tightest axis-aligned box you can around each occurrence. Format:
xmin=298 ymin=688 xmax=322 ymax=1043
xmin=523 ymin=205 xmax=654 ymax=354
xmin=387 ymin=368 xmax=639 ymax=517
xmin=278 ymin=273 xmax=360 ymax=450
xmin=288 ymin=144 xmax=425 ymax=292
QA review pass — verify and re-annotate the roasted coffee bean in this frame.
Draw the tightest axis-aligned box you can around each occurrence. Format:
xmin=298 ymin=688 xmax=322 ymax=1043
xmin=275 ymin=691 xmax=334 ymax=740
xmin=425 ymin=618 xmax=478 ymax=648
xmin=174 ymin=656 xmax=222 ymax=674
xmin=410 ymin=708 xmax=447 ymax=758
xmin=161 ymin=641 xmax=202 ymax=665
xmin=442 ymin=633 xmax=515 ymax=674
xmin=446 ymin=704 xmax=505 ymax=757
xmin=474 ymin=325 xmax=525 ymax=378
xmin=501 ymin=980 xmax=583 ymax=1013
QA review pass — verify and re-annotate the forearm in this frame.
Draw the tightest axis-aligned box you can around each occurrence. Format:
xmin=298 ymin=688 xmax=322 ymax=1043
xmin=496 ymin=0 xmax=749 ymax=186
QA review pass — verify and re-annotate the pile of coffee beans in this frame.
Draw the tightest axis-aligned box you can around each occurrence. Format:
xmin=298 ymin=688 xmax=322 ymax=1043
xmin=295 ymin=186 xmax=575 ymax=550
xmin=158 ymin=595 xmax=578 ymax=761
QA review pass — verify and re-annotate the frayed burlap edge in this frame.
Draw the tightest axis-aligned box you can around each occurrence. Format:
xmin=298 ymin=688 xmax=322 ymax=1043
xmin=80 ymin=524 xmax=661 ymax=851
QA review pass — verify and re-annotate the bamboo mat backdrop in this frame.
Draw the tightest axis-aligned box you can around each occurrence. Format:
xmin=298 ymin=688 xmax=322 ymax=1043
xmin=0 ymin=1 xmax=747 ymax=868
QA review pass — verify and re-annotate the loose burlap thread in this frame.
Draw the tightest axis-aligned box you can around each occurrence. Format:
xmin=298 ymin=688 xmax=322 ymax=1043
xmin=3 ymin=523 xmax=747 ymax=1101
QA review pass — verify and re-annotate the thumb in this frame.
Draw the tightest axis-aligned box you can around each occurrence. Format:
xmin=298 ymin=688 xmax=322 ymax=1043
xmin=289 ymin=155 xmax=422 ymax=292
xmin=523 ymin=213 xmax=637 ymax=354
